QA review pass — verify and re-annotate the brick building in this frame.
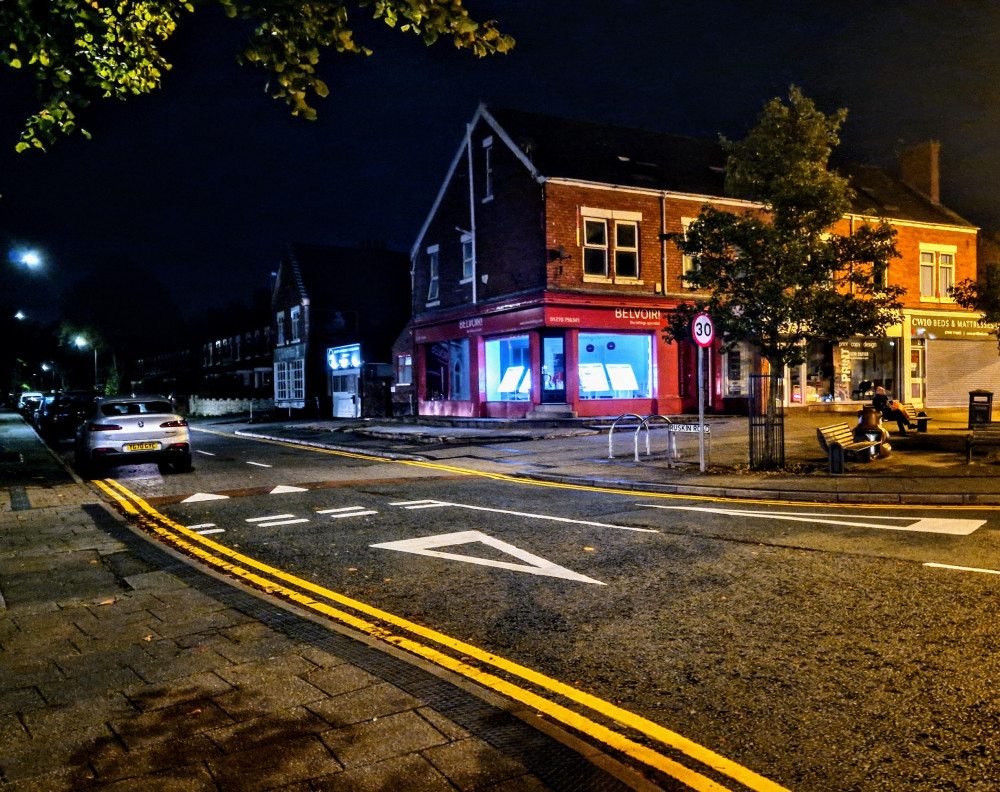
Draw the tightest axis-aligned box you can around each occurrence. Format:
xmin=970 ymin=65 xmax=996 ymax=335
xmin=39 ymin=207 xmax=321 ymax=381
xmin=406 ymin=106 xmax=982 ymax=417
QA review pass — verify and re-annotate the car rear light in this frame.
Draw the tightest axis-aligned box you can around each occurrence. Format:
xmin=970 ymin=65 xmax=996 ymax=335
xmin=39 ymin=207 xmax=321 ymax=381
xmin=160 ymin=420 xmax=188 ymax=428
xmin=88 ymin=423 xmax=122 ymax=432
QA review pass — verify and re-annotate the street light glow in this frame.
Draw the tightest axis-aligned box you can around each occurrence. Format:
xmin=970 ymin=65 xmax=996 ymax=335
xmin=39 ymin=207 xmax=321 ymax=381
xmin=21 ymin=252 xmax=40 ymax=268
xmin=14 ymin=310 xmax=26 ymax=320
xmin=74 ymin=335 xmax=88 ymax=348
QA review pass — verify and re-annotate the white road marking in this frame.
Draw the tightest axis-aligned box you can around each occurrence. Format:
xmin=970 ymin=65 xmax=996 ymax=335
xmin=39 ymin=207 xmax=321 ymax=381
xmin=196 ymin=450 xmax=215 ymax=456
xmin=317 ymin=506 xmax=379 ymax=518
xmin=247 ymin=461 xmax=272 ymax=468
xmin=258 ymin=518 xmax=309 ymax=527
xmin=371 ymin=530 xmax=605 ymax=585
xmin=196 ymin=528 xmax=226 ymax=535
xmin=182 ymin=493 xmax=230 ymax=503
xmin=186 ymin=523 xmax=216 ymax=530
xmin=391 ymin=500 xmax=657 ymax=533
xmin=270 ymin=485 xmax=309 ymax=494
xmin=246 ymin=514 xmax=296 ymax=522
xmin=925 ymin=562 xmax=1000 ymax=576
xmin=639 ymin=504 xmax=986 ymax=535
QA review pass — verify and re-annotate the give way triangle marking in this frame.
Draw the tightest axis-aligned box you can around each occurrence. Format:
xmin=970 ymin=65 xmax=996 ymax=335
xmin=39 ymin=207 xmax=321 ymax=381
xmin=370 ymin=530 xmax=605 ymax=585
xmin=182 ymin=493 xmax=230 ymax=503
xmin=270 ymin=485 xmax=309 ymax=494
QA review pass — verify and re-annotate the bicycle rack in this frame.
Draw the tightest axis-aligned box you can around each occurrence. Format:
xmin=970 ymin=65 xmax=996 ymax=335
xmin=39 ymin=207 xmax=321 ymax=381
xmin=635 ymin=414 xmax=676 ymax=464
xmin=608 ymin=414 xmax=644 ymax=459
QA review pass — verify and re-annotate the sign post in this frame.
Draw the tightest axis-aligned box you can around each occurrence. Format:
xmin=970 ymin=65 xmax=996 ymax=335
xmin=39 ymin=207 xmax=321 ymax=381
xmin=692 ymin=313 xmax=714 ymax=472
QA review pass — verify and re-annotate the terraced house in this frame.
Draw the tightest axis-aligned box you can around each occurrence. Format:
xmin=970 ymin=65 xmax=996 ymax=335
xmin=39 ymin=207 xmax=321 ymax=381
xmin=406 ymin=105 xmax=981 ymax=418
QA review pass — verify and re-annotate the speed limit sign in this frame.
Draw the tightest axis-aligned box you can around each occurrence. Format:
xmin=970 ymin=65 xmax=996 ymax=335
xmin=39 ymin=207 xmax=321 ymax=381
xmin=692 ymin=312 xmax=714 ymax=348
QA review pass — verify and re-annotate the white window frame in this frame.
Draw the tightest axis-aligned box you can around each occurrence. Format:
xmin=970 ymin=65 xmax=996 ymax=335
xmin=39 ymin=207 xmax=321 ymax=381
xmin=680 ymin=217 xmax=699 ymax=278
xmin=614 ymin=221 xmax=639 ymax=280
xmin=918 ymin=244 xmax=957 ymax=302
xmin=274 ymin=359 xmax=305 ymax=402
xmin=397 ymin=353 xmax=413 ymax=386
xmin=426 ymin=244 xmax=440 ymax=305
xmin=460 ymin=233 xmax=474 ymax=282
xmin=289 ymin=305 xmax=301 ymax=343
xmin=276 ymin=311 xmax=285 ymax=346
xmin=482 ymin=136 xmax=494 ymax=202
xmin=582 ymin=218 xmax=609 ymax=279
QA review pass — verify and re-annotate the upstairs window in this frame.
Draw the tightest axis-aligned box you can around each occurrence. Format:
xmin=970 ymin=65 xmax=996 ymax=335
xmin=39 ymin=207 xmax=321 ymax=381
xmin=919 ymin=246 xmax=957 ymax=301
xmin=482 ymin=136 xmax=494 ymax=202
xmin=396 ymin=354 xmax=412 ymax=386
xmin=581 ymin=208 xmax=643 ymax=282
xmin=290 ymin=306 xmax=301 ymax=343
xmin=680 ymin=217 xmax=699 ymax=278
xmin=614 ymin=222 xmax=639 ymax=279
xmin=461 ymin=234 xmax=474 ymax=280
xmin=427 ymin=245 xmax=440 ymax=303
xmin=276 ymin=311 xmax=285 ymax=346
xmin=583 ymin=218 xmax=609 ymax=277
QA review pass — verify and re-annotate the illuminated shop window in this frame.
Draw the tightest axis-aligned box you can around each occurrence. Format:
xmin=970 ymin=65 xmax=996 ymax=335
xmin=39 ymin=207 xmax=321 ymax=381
xmin=485 ymin=334 xmax=531 ymax=401
xmin=578 ymin=332 xmax=651 ymax=399
xmin=424 ymin=339 xmax=469 ymax=400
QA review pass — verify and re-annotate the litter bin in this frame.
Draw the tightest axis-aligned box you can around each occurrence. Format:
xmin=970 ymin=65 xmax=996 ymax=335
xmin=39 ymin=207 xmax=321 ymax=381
xmin=968 ymin=389 xmax=994 ymax=428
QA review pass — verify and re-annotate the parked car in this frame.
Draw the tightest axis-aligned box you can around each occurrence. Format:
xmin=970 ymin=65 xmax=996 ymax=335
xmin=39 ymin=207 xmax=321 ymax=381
xmin=74 ymin=394 xmax=192 ymax=478
xmin=16 ymin=391 xmax=44 ymax=420
xmin=31 ymin=394 xmax=55 ymax=428
xmin=37 ymin=390 xmax=101 ymax=443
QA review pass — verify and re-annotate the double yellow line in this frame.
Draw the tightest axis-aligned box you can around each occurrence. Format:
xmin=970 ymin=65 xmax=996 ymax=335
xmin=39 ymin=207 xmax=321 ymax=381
xmin=95 ymin=477 xmax=789 ymax=792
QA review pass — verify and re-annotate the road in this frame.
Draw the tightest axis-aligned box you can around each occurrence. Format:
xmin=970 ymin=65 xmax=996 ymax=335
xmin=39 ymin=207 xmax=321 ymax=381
xmin=62 ymin=426 xmax=1000 ymax=792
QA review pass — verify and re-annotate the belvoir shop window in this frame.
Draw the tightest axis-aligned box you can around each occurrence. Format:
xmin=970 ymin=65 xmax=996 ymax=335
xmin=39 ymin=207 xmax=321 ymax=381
xmin=485 ymin=334 xmax=531 ymax=401
xmin=578 ymin=332 xmax=651 ymax=399
xmin=425 ymin=339 xmax=470 ymax=400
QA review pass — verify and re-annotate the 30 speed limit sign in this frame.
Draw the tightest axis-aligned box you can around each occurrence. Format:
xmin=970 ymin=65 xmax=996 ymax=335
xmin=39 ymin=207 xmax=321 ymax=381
xmin=691 ymin=312 xmax=714 ymax=348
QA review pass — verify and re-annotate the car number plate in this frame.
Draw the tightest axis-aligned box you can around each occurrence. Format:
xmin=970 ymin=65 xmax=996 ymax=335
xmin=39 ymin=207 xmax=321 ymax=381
xmin=124 ymin=442 xmax=160 ymax=452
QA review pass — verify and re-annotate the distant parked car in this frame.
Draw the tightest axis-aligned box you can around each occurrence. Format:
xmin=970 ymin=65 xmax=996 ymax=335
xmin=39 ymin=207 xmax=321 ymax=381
xmin=17 ymin=391 xmax=44 ymax=419
xmin=75 ymin=394 xmax=192 ymax=478
xmin=38 ymin=390 xmax=101 ymax=443
xmin=32 ymin=394 xmax=55 ymax=428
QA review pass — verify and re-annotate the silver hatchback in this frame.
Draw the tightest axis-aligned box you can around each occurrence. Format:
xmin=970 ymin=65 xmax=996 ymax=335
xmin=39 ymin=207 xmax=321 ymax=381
xmin=75 ymin=394 xmax=192 ymax=478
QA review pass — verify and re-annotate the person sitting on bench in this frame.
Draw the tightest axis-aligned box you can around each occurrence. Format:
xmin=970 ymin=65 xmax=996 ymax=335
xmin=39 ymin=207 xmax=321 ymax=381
xmin=872 ymin=386 xmax=916 ymax=435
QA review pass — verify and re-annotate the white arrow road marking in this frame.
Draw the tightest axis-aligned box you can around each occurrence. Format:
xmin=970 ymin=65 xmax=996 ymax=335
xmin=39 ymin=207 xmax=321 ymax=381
xmin=639 ymin=504 xmax=985 ymax=535
xmin=182 ymin=493 xmax=230 ymax=503
xmin=317 ymin=506 xmax=379 ymax=518
xmin=371 ymin=530 xmax=605 ymax=585
xmin=270 ymin=485 xmax=309 ymax=494
xmin=389 ymin=500 xmax=657 ymax=533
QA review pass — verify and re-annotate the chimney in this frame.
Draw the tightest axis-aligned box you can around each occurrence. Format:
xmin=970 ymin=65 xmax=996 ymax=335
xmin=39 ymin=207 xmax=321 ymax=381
xmin=898 ymin=140 xmax=940 ymax=204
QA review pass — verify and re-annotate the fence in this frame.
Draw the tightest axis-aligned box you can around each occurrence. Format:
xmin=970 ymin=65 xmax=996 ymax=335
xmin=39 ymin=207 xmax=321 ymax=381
xmin=748 ymin=373 xmax=784 ymax=470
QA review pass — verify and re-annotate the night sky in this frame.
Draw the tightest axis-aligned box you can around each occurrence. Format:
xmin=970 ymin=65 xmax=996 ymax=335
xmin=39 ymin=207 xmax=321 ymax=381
xmin=3 ymin=1 xmax=1000 ymax=323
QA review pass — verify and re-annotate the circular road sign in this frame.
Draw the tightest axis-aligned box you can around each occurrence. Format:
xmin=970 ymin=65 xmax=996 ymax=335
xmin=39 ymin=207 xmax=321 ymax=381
xmin=692 ymin=313 xmax=714 ymax=348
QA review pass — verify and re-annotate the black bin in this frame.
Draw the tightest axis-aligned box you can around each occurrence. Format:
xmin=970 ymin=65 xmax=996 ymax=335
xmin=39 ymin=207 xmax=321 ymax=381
xmin=969 ymin=389 xmax=994 ymax=428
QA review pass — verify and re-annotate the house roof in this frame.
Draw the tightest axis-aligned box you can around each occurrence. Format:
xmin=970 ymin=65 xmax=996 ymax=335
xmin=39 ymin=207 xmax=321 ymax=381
xmin=279 ymin=243 xmax=410 ymax=308
xmin=484 ymin=105 xmax=976 ymax=228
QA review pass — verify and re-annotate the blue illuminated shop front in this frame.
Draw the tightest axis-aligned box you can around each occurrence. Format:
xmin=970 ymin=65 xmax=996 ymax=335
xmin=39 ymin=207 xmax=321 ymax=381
xmin=412 ymin=297 xmax=708 ymax=419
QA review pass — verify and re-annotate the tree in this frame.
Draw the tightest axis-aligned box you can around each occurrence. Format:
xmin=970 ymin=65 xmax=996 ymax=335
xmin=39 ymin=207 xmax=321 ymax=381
xmin=664 ymin=87 xmax=904 ymax=467
xmin=1 ymin=0 xmax=513 ymax=152
xmin=952 ymin=233 xmax=1000 ymax=349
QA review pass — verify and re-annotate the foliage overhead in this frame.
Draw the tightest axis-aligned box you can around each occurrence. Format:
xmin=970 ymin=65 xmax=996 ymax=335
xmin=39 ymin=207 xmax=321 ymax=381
xmin=1 ymin=0 xmax=513 ymax=152
xmin=952 ymin=233 xmax=1000 ymax=350
xmin=664 ymin=86 xmax=904 ymax=370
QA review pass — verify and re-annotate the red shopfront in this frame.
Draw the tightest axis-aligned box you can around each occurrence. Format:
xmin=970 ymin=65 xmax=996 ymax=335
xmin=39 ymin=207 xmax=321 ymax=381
xmin=413 ymin=298 xmax=716 ymax=418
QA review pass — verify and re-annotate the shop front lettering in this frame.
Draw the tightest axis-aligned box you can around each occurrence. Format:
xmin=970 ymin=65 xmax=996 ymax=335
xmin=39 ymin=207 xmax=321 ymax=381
xmin=458 ymin=317 xmax=484 ymax=331
xmin=614 ymin=308 xmax=662 ymax=321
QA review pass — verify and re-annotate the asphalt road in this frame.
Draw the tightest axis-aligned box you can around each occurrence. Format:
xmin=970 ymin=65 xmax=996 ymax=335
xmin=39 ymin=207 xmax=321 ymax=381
xmin=60 ymin=426 xmax=1000 ymax=792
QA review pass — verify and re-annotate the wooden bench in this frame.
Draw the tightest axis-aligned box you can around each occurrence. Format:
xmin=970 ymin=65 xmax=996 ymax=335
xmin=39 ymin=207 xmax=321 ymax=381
xmin=966 ymin=423 xmax=1000 ymax=463
xmin=900 ymin=403 xmax=932 ymax=432
xmin=817 ymin=423 xmax=883 ymax=473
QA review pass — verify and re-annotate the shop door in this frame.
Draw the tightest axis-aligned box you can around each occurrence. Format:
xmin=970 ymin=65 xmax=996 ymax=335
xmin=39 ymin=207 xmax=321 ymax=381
xmin=909 ymin=339 xmax=926 ymax=403
xmin=541 ymin=333 xmax=567 ymax=404
xmin=332 ymin=372 xmax=360 ymax=418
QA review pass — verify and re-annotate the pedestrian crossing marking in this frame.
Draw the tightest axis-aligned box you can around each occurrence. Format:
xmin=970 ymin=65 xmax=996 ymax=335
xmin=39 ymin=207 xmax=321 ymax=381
xmin=371 ymin=530 xmax=604 ymax=585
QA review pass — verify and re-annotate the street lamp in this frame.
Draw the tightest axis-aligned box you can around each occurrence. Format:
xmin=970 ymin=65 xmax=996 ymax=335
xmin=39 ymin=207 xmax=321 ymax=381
xmin=74 ymin=336 xmax=98 ymax=390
